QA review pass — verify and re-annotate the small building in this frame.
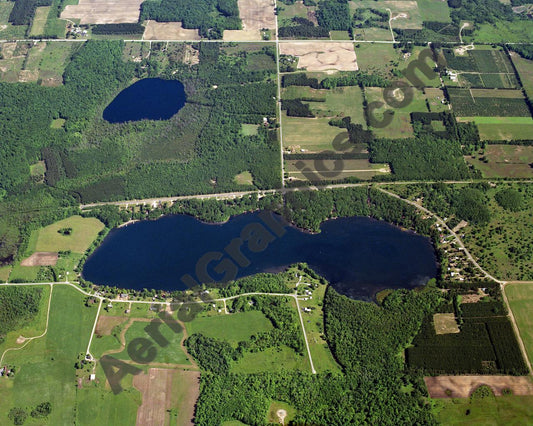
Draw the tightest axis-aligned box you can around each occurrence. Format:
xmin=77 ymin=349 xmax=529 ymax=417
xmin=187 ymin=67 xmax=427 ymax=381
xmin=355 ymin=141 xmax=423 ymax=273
xmin=89 ymin=374 xmax=96 ymax=381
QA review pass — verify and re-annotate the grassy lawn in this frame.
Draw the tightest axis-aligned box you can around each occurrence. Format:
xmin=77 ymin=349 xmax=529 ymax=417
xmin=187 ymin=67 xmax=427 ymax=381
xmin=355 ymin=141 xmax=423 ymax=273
xmin=29 ymin=6 xmax=51 ymax=36
xmin=234 ymin=171 xmax=254 ymax=185
xmin=297 ymin=284 xmax=341 ymax=373
xmin=231 ymin=345 xmax=309 ymax=373
xmin=9 ymin=265 xmax=40 ymax=282
xmin=282 ymin=113 xmax=344 ymax=152
xmin=505 ymin=283 xmax=533 ymax=366
xmin=267 ymin=401 xmax=296 ymax=424
xmin=465 ymin=145 xmax=533 ymax=178
xmin=241 ymin=123 xmax=259 ymax=136
xmin=416 ymin=0 xmax=451 ymax=22
xmin=0 ymin=285 xmax=98 ymax=425
xmin=113 ymin=320 xmax=191 ymax=365
xmin=435 ymin=395 xmax=533 ymax=425
xmin=30 ymin=215 xmax=104 ymax=254
xmin=0 ymin=265 xmax=12 ymax=282
xmin=186 ymin=310 xmax=273 ymax=346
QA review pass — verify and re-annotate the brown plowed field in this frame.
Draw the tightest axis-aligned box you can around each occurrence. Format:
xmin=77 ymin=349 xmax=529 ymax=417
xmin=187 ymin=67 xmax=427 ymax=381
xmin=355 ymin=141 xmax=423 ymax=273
xmin=20 ymin=252 xmax=58 ymax=266
xmin=425 ymin=375 xmax=533 ymax=398
xmin=133 ymin=368 xmax=200 ymax=426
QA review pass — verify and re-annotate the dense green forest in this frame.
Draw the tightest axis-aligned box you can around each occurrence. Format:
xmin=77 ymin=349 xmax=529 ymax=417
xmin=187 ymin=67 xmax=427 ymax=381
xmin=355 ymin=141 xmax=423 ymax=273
xmin=0 ymin=287 xmax=42 ymax=342
xmin=0 ymin=41 xmax=281 ymax=265
xmin=193 ymin=282 xmax=441 ymax=424
xmin=140 ymin=0 xmax=241 ymax=38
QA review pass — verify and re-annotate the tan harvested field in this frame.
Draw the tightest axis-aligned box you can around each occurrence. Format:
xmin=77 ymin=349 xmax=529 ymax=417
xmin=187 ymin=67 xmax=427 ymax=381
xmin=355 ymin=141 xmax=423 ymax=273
xmin=239 ymin=0 xmax=275 ymax=31
xmin=224 ymin=0 xmax=275 ymax=40
xmin=425 ymin=376 xmax=533 ymax=398
xmin=20 ymin=252 xmax=58 ymax=266
xmin=433 ymin=313 xmax=460 ymax=335
xmin=133 ymin=368 xmax=200 ymax=426
xmin=469 ymin=88 xmax=525 ymax=98
xmin=280 ymin=42 xmax=358 ymax=72
xmin=61 ymin=0 xmax=143 ymax=24
xmin=143 ymin=21 xmax=200 ymax=40
xmin=286 ymin=158 xmax=389 ymax=181
xmin=95 ymin=315 xmax=127 ymax=336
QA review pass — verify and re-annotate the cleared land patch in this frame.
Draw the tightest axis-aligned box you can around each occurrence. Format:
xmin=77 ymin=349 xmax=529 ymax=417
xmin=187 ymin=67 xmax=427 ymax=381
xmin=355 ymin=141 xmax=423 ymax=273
xmin=286 ymin=159 xmax=389 ymax=181
xmin=425 ymin=376 xmax=533 ymax=398
xmin=465 ymin=144 xmax=533 ymax=178
xmin=95 ymin=315 xmax=128 ymax=336
xmin=31 ymin=215 xmax=104 ymax=253
xmin=433 ymin=313 xmax=459 ymax=335
xmin=143 ymin=21 xmax=200 ymax=40
xmin=133 ymin=368 xmax=200 ymax=426
xmin=279 ymin=42 xmax=357 ymax=72
xmin=282 ymin=113 xmax=344 ymax=152
xmin=61 ymin=0 xmax=144 ymax=24
xmin=20 ymin=251 xmax=58 ymax=266
xmin=224 ymin=0 xmax=275 ymax=40
xmin=506 ymin=283 xmax=533 ymax=367
xmin=29 ymin=6 xmax=51 ymax=36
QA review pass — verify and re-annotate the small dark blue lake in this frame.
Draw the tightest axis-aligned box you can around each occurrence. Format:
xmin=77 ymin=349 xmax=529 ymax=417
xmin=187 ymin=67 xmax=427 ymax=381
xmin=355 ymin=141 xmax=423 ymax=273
xmin=82 ymin=212 xmax=437 ymax=300
xmin=103 ymin=78 xmax=186 ymax=123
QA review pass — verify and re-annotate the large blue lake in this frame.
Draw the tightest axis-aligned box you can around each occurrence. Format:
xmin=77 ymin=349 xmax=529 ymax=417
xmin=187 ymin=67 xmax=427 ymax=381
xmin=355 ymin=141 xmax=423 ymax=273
xmin=103 ymin=78 xmax=186 ymax=123
xmin=82 ymin=212 xmax=437 ymax=300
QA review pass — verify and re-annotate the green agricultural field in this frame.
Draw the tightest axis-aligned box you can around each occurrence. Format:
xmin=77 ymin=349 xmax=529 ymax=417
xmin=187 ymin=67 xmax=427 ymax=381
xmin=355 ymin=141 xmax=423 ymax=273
xmin=277 ymin=0 xmax=315 ymax=24
xmin=282 ymin=113 xmax=344 ymax=152
xmin=354 ymin=43 xmax=399 ymax=73
xmin=417 ymin=0 xmax=451 ymax=22
xmin=365 ymin=86 xmax=428 ymax=138
xmin=29 ymin=6 xmax=51 ymax=36
xmin=435 ymin=395 xmax=533 ymax=425
xmin=0 ymin=285 xmax=98 ymax=425
xmin=231 ymin=345 xmax=309 ymax=373
xmin=510 ymin=52 xmax=533 ymax=102
xmin=353 ymin=27 xmax=393 ymax=41
xmin=29 ymin=215 xmax=104 ymax=254
xmin=310 ymin=86 xmax=367 ymax=124
xmin=0 ymin=3 xmax=28 ymax=39
xmin=186 ymin=310 xmax=273 ymax=346
xmin=113 ymin=320 xmax=191 ymax=365
xmin=465 ymin=144 xmax=533 ymax=178
xmin=505 ymin=283 xmax=533 ymax=366
xmin=0 ymin=265 xmax=11 ymax=282
xmin=470 ymin=21 xmax=533 ymax=44
xmin=286 ymin=158 xmax=389 ymax=182
xmin=8 ymin=264 xmax=40 ymax=282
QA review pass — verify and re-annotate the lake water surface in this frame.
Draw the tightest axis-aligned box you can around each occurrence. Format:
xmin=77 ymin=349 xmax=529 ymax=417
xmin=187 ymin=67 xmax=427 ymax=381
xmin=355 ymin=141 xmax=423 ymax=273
xmin=103 ymin=78 xmax=186 ymax=123
xmin=82 ymin=212 xmax=437 ymax=300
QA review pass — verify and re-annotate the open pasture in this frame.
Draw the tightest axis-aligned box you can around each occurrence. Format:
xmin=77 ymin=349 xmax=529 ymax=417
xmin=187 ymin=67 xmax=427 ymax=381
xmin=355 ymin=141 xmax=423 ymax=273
xmin=282 ymin=113 xmax=346 ymax=152
xmin=436 ymin=394 xmax=533 ymax=425
xmin=29 ymin=215 xmax=104 ymax=254
xmin=29 ymin=6 xmax=50 ymax=36
xmin=352 ymin=27 xmax=393 ymax=41
xmin=365 ymin=86 xmax=429 ymax=138
xmin=286 ymin=158 xmax=390 ymax=181
xmin=506 ymin=283 xmax=533 ymax=366
xmin=353 ymin=43 xmax=398 ymax=73
xmin=61 ymin=0 xmax=143 ymax=24
xmin=457 ymin=116 xmax=533 ymax=141
xmin=186 ymin=310 xmax=273 ymax=346
xmin=0 ymin=285 xmax=98 ymax=425
xmin=350 ymin=0 xmax=423 ymax=29
xmin=143 ymin=21 xmax=200 ymax=40
xmin=416 ymin=0 xmax=451 ymax=22
xmin=279 ymin=42 xmax=358 ymax=72
xmin=465 ymin=144 xmax=533 ymax=178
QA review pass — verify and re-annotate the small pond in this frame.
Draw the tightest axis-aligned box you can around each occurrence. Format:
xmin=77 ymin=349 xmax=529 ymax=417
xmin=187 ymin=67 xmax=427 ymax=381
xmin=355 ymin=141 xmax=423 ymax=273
xmin=103 ymin=78 xmax=186 ymax=123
